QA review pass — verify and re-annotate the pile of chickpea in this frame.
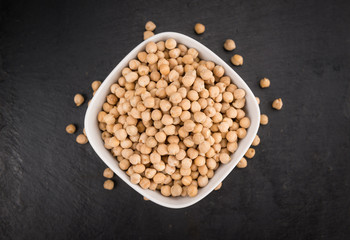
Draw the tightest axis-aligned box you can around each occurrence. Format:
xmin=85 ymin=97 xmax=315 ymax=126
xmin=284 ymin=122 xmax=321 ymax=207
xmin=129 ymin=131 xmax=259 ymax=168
xmin=97 ymin=38 xmax=251 ymax=197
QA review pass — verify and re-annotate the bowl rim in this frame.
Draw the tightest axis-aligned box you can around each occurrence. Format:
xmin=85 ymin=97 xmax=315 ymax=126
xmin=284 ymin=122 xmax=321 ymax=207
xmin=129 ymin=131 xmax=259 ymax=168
xmin=85 ymin=32 xmax=260 ymax=208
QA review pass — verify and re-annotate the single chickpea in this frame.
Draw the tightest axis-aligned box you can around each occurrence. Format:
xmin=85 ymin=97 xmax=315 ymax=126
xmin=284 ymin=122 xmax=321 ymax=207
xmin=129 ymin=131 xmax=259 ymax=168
xmin=223 ymin=92 xmax=234 ymax=103
xmin=239 ymin=117 xmax=251 ymax=128
xmin=91 ymin=80 xmax=102 ymax=91
xmin=236 ymin=128 xmax=247 ymax=139
xmin=143 ymin=31 xmax=154 ymax=40
xmin=138 ymin=177 xmax=150 ymax=189
xmin=226 ymin=131 xmax=237 ymax=142
xmin=66 ymin=124 xmax=76 ymax=134
xmin=74 ymin=94 xmax=84 ymax=106
xmin=194 ymin=156 xmax=206 ymax=167
xmin=145 ymin=168 xmax=157 ymax=179
xmin=198 ymin=175 xmax=208 ymax=187
xmin=209 ymin=86 xmax=220 ymax=98
xmin=231 ymin=54 xmax=243 ymax=66
xmin=103 ymin=180 xmax=114 ymax=190
xmin=169 ymin=92 xmax=182 ymax=104
xmin=194 ymin=23 xmax=205 ymax=34
xmin=130 ymin=173 xmax=142 ymax=184
xmin=103 ymin=168 xmax=114 ymax=178
xmin=256 ymin=97 xmax=260 ymax=104
xmin=252 ymin=135 xmax=260 ymax=146
xmin=156 ymin=41 xmax=165 ymax=51
xmin=224 ymin=39 xmax=236 ymax=51
xmin=198 ymin=141 xmax=211 ymax=154
xmin=161 ymin=185 xmax=171 ymax=197
xmin=153 ymin=172 xmax=166 ymax=184
xmin=272 ymin=98 xmax=283 ymax=110
xmin=161 ymin=114 xmax=174 ymax=126
xmin=219 ymin=152 xmax=231 ymax=164
xmin=215 ymin=182 xmax=222 ymax=190
xmin=119 ymin=159 xmax=130 ymax=170
xmin=76 ymin=134 xmax=88 ymax=144
xmin=260 ymin=77 xmax=270 ymax=88
xmin=145 ymin=21 xmax=156 ymax=31
xmin=165 ymin=38 xmax=177 ymax=50
xmin=213 ymin=65 xmax=225 ymax=77
xmin=187 ymin=90 xmax=199 ymax=101
xmin=260 ymin=114 xmax=269 ymax=125
xmin=245 ymin=148 xmax=255 ymax=159
xmin=155 ymin=131 xmax=166 ymax=143
xmin=171 ymin=184 xmax=182 ymax=197
xmin=237 ymin=157 xmax=247 ymax=168
xmin=187 ymin=185 xmax=198 ymax=197
xmin=151 ymin=109 xmax=163 ymax=121
xmin=181 ymin=176 xmax=192 ymax=186
xmin=233 ymin=89 xmax=246 ymax=99
xmin=184 ymin=120 xmax=196 ymax=132
xmin=129 ymin=154 xmax=141 ymax=165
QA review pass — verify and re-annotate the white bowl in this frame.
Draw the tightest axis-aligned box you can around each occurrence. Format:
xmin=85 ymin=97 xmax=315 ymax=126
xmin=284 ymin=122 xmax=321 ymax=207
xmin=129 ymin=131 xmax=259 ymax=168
xmin=85 ymin=32 xmax=260 ymax=209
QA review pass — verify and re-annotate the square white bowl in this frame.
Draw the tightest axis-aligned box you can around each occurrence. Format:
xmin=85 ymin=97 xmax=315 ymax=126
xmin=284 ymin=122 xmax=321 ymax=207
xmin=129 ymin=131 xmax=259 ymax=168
xmin=85 ymin=32 xmax=260 ymax=209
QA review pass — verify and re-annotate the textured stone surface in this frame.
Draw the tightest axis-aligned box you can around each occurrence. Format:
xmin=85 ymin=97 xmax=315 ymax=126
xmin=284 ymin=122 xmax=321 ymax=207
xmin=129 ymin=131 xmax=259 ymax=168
xmin=0 ymin=0 xmax=350 ymax=239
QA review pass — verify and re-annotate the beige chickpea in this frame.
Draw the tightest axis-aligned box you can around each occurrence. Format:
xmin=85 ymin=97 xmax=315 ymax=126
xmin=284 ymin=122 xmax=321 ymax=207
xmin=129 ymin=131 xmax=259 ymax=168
xmin=226 ymin=107 xmax=237 ymax=119
xmin=143 ymin=31 xmax=154 ymax=40
xmin=183 ymin=120 xmax=196 ymax=132
xmin=233 ymin=89 xmax=246 ymax=99
xmin=160 ymin=185 xmax=171 ymax=197
xmin=187 ymin=90 xmax=199 ymax=101
xmin=252 ymin=135 xmax=260 ymax=146
xmin=130 ymin=173 xmax=142 ymax=184
xmin=66 ymin=124 xmax=76 ymax=134
xmin=214 ymin=182 xmax=222 ymax=190
xmin=187 ymin=148 xmax=199 ymax=159
xmin=260 ymin=114 xmax=269 ymax=125
xmin=129 ymin=154 xmax=141 ymax=165
xmin=236 ymin=128 xmax=247 ymax=139
xmin=260 ymin=78 xmax=270 ymax=88
xmin=187 ymin=185 xmax=198 ymax=197
xmin=231 ymin=54 xmax=243 ymax=66
xmin=91 ymin=80 xmax=102 ymax=91
xmin=226 ymin=131 xmax=237 ymax=142
xmin=245 ymin=148 xmax=255 ymax=159
xmin=213 ymin=65 xmax=225 ymax=77
xmin=154 ymin=131 xmax=166 ymax=143
xmin=76 ymin=134 xmax=88 ymax=144
xmin=167 ymin=143 xmax=180 ymax=155
xmin=170 ymin=106 xmax=182 ymax=118
xmin=156 ymin=41 xmax=165 ymax=51
xmin=103 ymin=168 xmax=114 ymax=178
xmin=74 ymin=94 xmax=84 ymax=106
xmin=119 ymin=159 xmax=130 ymax=170
xmin=171 ymin=184 xmax=182 ymax=197
xmin=153 ymin=172 xmax=166 ymax=184
xmin=181 ymin=176 xmax=192 ymax=186
xmin=198 ymin=141 xmax=211 ymax=154
xmin=239 ymin=117 xmax=251 ymax=128
xmin=209 ymin=86 xmax=220 ymax=98
xmin=139 ymin=177 xmax=151 ymax=189
xmin=255 ymin=96 xmax=260 ymax=104
xmin=219 ymin=153 xmax=231 ymax=164
xmin=169 ymin=92 xmax=182 ymax=104
xmin=194 ymin=23 xmax=205 ymax=34
xmin=198 ymin=175 xmax=208 ymax=187
xmin=145 ymin=168 xmax=157 ymax=179
xmin=165 ymin=38 xmax=177 ymax=50
xmin=157 ymin=144 xmax=169 ymax=155
xmin=237 ymin=157 xmax=247 ymax=168
xmin=272 ymin=98 xmax=283 ymax=110
xmin=224 ymin=39 xmax=236 ymax=51
xmin=133 ymin=164 xmax=146 ymax=174
xmin=103 ymin=179 xmax=114 ymax=190
xmin=222 ymin=92 xmax=234 ymax=103
xmin=137 ymin=51 xmax=147 ymax=63
xmin=145 ymin=21 xmax=156 ymax=31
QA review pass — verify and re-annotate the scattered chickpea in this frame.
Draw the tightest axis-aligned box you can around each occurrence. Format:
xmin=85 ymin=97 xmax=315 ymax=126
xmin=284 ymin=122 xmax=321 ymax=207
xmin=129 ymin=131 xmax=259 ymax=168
xmin=230 ymin=54 xmax=243 ymax=66
xmin=236 ymin=158 xmax=247 ymax=168
xmin=143 ymin=31 xmax=154 ymax=40
xmin=260 ymin=78 xmax=270 ymax=88
xmin=91 ymin=80 xmax=102 ymax=91
xmin=272 ymin=98 xmax=283 ymax=110
xmin=103 ymin=168 xmax=114 ymax=178
xmin=260 ymin=114 xmax=269 ymax=125
xmin=66 ymin=124 xmax=76 ymax=134
xmin=256 ymin=97 xmax=260 ymax=104
xmin=194 ymin=23 xmax=205 ymax=34
xmin=74 ymin=94 xmax=84 ymax=106
xmin=252 ymin=135 xmax=260 ymax=146
xmin=145 ymin=21 xmax=156 ymax=31
xmin=103 ymin=179 xmax=114 ymax=190
xmin=76 ymin=134 xmax=88 ymax=144
xmin=245 ymin=148 xmax=255 ymax=159
xmin=224 ymin=39 xmax=236 ymax=51
xmin=215 ymin=182 xmax=222 ymax=190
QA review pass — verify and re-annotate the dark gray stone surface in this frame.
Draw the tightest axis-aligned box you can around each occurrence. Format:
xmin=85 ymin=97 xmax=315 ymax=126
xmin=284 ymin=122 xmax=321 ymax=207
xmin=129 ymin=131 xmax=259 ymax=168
xmin=1 ymin=0 xmax=350 ymax=239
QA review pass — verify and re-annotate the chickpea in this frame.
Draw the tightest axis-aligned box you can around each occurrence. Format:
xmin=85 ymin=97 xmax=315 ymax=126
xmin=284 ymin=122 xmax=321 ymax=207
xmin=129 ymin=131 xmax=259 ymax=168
xmin=129 ymin=154 xmax=141 ymax=165
xmin=252 ymin=135 xmax=260 ymax=146
xmin=91 ymin=80 xmax=102 ymax=91
xmin=103 ymin=168 xmax=114 ymax=178
xmin=74 ymin=93 xmax=84 ymax=106
xmin=66 ymin=124 xmax=76 ymax=134
xmin=143 ymin=31 xmax=154 ymax=40
xmin=194 ymin=23 xmax=205 ymax=34
xmin=76 ymin=134 xmax=88 ymax=144
xmin=171 ymin=184 xmax=182 ymax=197
xmin=215 ymin=182 xmax=222 ymax=190
xmin=187 ymin=185 xmax=198 ymax=197
xmin=231 ymin=54 xmax=243 ymax=66
xmin=103 ymin=180 xmax=114 ymax=190
xmin=260 ymin=114 xmax=269 ymax=125
xmin=239 ymin=117 xmax=251 ymax=128
xmin=224 ymin=39 xmax=236 ymax=51
xmin=245 ymin=148 xmax=255 ymax=159
xmin=145 ymin=21 xmax=156 ymax=31
xmin=130 ymin=173 xmax=142 ymax=184
xmin=198 ymin=175 xmax=208 ymax=187
xmin=161 ymin=185 xmax=171 ymax=197
xmin=165 ymin=38 xmax=177 ymax=50
xmin=198 ymin=141 xmax=211 ymax=154
xmin=272 ymin=98 xmax=283 ymax=110
xmin=169 ymin=92 xmax=182 ymax=104
xmin=223 ymin=92 xmax=234 ymax=103
xmin=219 ymin=153 xmax=231 ymax=164
xmin=237 ymin=157 xmax=247 ymax=168
xmin=119 ymin=159 xmax=130 ymax=170
xmin=153 ymin=172 xmax=166 ymax=184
